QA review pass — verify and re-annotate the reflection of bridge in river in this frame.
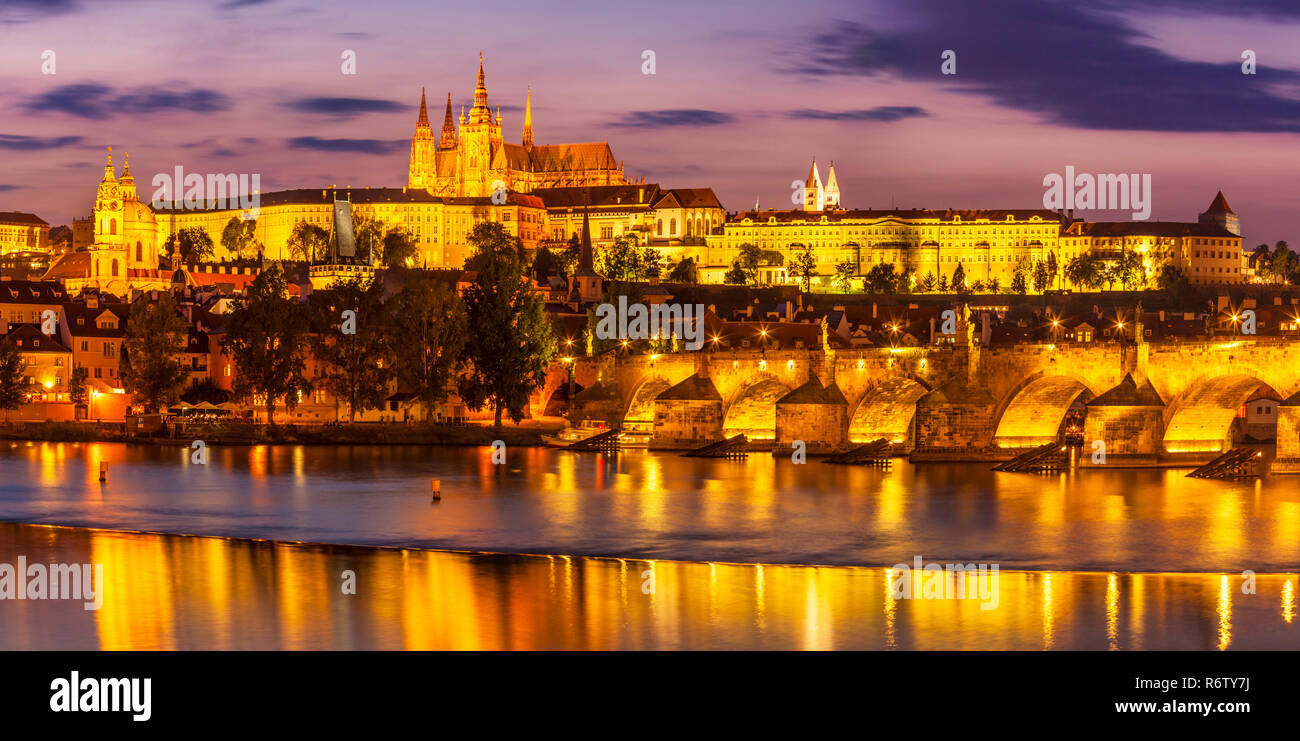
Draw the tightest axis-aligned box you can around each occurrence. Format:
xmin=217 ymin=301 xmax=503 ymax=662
xmin=543 ymin=334 xmax=1300 ymax=467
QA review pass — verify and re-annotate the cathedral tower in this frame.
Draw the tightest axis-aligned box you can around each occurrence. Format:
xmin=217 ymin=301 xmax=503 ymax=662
xmin=456 ymin=53 xmax=505 ymax=197
xmin=407 ymin=88 xmax=436 ymax=189
xmin=823 ymin=161 xmax=840 ymax=209
xmin=803 ymin=157 xmax=824 ymax=211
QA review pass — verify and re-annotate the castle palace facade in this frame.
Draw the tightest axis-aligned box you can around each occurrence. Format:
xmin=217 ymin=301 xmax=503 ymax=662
xmin=408 ymin=55 xmax=627 ymax=197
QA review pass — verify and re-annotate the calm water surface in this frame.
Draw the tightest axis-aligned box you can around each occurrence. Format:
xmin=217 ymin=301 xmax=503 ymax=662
xmin=1 ymin=442 xmax=1298 ymax=571
xmin=2 ymin=523 xmax=1297 ymax=650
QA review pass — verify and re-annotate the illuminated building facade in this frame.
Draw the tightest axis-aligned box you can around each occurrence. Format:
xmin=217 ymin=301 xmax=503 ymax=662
xmin=0 ymin=211 xmax=49 ymax=253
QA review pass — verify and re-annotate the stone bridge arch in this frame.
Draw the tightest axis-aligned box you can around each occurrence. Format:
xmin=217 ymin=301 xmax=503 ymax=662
xmin=847 ymin=376 xmax=931 ymax=445
xmin=623 ymin=375 xmax=674 ymax=432
xmin=1161 ymin=373 xmax=1285 ymax=453
xmin=993 ymin=372 xmax=1102 ymax=448
xmin=722 ymin=374 xmax=794 ymax=439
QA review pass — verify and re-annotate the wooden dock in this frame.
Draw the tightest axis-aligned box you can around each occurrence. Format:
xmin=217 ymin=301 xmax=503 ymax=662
xmin=822 ymin=439 xmax=892 ymax=467
xmin=1187 ymin=447 xmax=1263 ymax=479
xmin=992 ymin=442 xmax=1068 ymax=473
xmin=682 ymin=434 xmax=748 ymax=459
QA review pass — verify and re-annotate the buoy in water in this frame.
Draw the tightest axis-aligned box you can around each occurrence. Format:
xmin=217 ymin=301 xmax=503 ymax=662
xmin=430 ymin=478 xmax=441 ymax=500
xmin=99 ymin=462 xmax=108 ymax=483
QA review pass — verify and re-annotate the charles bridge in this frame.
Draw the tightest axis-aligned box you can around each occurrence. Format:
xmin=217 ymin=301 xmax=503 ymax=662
xmin=537 ymin=319 xmax=1300 ymax=469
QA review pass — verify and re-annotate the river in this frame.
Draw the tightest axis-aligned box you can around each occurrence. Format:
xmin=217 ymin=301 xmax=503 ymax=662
xmin=1 ymin=442 xmax=1297 ymax=649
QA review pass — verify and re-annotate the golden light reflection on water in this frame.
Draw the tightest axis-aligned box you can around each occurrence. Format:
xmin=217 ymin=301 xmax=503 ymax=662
xmin=1284 ymin=579 xmax=1295 ymax=624
xmin=3 ymin=524 xmax=1296 ymax=650
xmin=1218 ymin=574 xmax=1233 ymax=651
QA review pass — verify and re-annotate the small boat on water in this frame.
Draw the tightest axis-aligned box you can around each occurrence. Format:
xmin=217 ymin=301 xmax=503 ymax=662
xmin=541 ymin=420 xmax=611 ymax=448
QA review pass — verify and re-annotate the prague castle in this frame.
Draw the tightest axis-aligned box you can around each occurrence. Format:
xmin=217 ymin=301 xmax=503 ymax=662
xmin=408 ymin=54 xmax=627 ymax=196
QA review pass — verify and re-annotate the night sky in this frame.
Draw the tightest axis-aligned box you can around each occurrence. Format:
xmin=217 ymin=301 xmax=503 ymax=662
xmin=1 ymin=0 xmax=1298 ymax=247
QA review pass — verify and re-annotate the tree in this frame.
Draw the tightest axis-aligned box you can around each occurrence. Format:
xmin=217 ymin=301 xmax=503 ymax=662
xmin=1064 ymin=253 xmax=1104 ymax=291
xmin=222 ymin=263 xmax=311 ymax=424
xmin=381 ymin=227 xmax=419 ymax=268
xmin=120 ymin=291 xmax=190 ymax=413
xmin=0 ymin=340 xmax=28 ymax=421
xmin=387 ymin=278 xmax=467 ymax=420
xmin=351 ymin=214 xmax=385 ymax=264
xmin=864 ymin=262 xmax=899 ymax=293
xmin=952 ymin=262 xmax=968 ymax=293
xmin=1011 ymin=268 xmax=1028 ymax=295
xmin=918 ymin=271 xmax=936 ymax=293
xmin=164 ymin=228 xmax=215 ymax=266
xmin=1114 ymin=250 xmax=1146 ymax=290
xmin=1156 ymin=263 xmax=1190 ymax=293
xmin=597 ymin=233 xmax=660 ymax=282
xmin=459 ymin=222 xmax=557 ymax=432
xmin=792 ymin=245 xmax=817 ymax=292
xmin=833 ymin=260 xmax=857 ymax=293
xmin=1032 ymin=261 xmax=1050 ymax=293
xmin=555 ymin=234 xmax=581 ymax=276
xmin=733 ymin=245 xmax=759 ymax=286
xmin=68 ymin=366 xmax=88 ymax=409
xmin=1046 ymin=250 xmax=1059 ymax=290
xmin=986 ymin=276 xmax=1001 ymax=294
xmin=220 ymin=216 xmax=259 ymax=260
xmin=308 ymin=276 xmax=392 ymax=423
xmin=723 ymin=263 xmax=748 ymax=285
xmin=286 ymin=221 xmax=328 ymax=262
xmin=666 ymin=257 xmax=698 ymax=284
xmin=937 ymin=273 xmax=949 ymax=292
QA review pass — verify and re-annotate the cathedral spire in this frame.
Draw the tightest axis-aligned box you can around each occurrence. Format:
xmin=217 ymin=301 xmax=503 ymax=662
xmin=416 ymin=87 xmax=430 ymax=128
xmin=440 ymin=93 xmax=457 ymax=149
xmin=522 ymin=86 xmax=533 ymax=148
xmin=470 ymin=52 xmax=491 ymax=122
xmin=102 ymin=146 xmax=116 ymax=183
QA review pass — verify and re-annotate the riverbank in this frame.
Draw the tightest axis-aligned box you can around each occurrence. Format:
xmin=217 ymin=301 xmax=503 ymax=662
xmin=0 ymin=420 xmax=556 ymax=446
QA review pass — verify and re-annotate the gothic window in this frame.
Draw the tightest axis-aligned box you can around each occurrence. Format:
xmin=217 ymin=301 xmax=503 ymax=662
xmin=136 ymin=242 xmax=143 ymax=262
xmin=110 ymin=219 xmax=117 ymax=235
xmin=670 ymin=218 xmax=676 ymax=235
xmin=111 ymin=259 xmax=119 ymax=277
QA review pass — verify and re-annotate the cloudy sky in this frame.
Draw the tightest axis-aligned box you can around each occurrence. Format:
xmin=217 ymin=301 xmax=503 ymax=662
xmin=2 ymin=0 xmax=1299 ymax=247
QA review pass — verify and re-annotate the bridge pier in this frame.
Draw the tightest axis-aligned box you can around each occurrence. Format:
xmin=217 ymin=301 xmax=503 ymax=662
xmin=1080 ymin=374 xmax=1166 ymax=466
xmin=651 ymin=374 xmax=725 ymax=449
xmin=774 ymin=379 xmax=848 ymax=453
xmin=909 ymin=377 xmax=999 ymax=461
xmin=1272 ymin=393 xmax=1300 ymax=473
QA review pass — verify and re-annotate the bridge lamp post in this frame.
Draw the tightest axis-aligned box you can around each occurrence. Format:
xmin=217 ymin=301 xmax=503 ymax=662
xmin=1051 ymin=319 xmax=1061 ymax=343
xmin=1229 ymin=314 xmax=1241 ymax=335
xmin=759 ymin=327 xmax=769 ymax=349
xmin=1114 ymin=320 xmax=1126 ymax=344
xmin=563 ymin=357 xmax=575 ymax=414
